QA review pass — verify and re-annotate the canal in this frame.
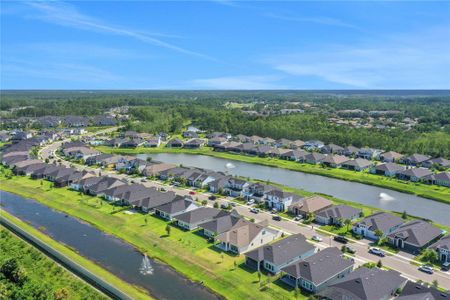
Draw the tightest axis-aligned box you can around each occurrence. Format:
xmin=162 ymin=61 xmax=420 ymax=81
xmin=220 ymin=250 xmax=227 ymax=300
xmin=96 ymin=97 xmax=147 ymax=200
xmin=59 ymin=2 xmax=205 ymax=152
xmin=0 ymin=191 xmax=220 ymax=300
xmin=138 ymin=153 xmax=450 ymax=226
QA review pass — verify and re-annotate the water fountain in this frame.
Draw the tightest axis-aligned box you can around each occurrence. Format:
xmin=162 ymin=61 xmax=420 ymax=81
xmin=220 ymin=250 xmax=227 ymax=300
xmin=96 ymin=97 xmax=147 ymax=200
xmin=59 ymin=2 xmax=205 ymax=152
xmin=139 ymin=254 xmax=154 ymax=275
xmin=379 ymin=192 xmax=395 ymax=201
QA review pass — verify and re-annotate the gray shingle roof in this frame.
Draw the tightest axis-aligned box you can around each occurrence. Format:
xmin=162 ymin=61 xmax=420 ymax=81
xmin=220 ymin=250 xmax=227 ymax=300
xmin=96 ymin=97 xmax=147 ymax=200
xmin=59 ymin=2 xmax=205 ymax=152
xmin=374 ymin=162 xmax=405 ymax=173
xmin=154 ymin=199 xmax=197 ymax=215
xmin=245 ymin=234 xmax=314 ymax=266
xmin=387 ymin=220 xmax=443 ymax=248
xmin=429 ymin=234 xmax=450 ymax=251
xmin=174 ymin=207 xmax=226 ymax=225
xmin=318 ymin=267 xmax=407 ymax=300
xmin=397 ymin=281 xmax=449 ymax=300
xmin=199 ymin=213 xmax=241 ymax=234
xmin=315 ymin=205 xmax=361 ymax=220
xmin=282 ymin=247 xmax=353 ymax=285
xmin=356 ymin=212 xmax=404 ymax=234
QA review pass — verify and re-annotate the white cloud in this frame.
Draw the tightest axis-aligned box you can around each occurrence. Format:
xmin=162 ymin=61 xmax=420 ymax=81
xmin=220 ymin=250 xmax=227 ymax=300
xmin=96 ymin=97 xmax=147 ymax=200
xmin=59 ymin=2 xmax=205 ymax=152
xmin=265 ymin=27 xmax=450 ymax=89
xmin=190 ymin=75 xmax=284 ymax=89
xmin=24 ymin=2 xmax=217 ymax=61
xmin=263 ymin=12 xmax=360 ymax=30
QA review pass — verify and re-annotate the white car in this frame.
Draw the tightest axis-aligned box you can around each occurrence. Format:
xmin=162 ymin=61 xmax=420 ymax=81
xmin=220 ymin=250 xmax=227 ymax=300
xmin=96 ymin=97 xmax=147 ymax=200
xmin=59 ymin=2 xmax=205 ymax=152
xmin=250 ymin=208 xmax=259 ymax=214
xmin=294 ymin=215 xmax=303 ymax=221
xmin=418 ymin=265 xmax=434 ymax=274
xmin=246 ymin=199 xmax=255 ymax=205
xmin=369 ymin=247 xmax=385 ymax=257
xmin=312 ymin=235 xmax=323 ymax=242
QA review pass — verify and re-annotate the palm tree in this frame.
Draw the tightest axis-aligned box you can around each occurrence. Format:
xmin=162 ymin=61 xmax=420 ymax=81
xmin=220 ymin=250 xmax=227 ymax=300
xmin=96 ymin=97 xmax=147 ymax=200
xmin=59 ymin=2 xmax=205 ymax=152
xmin=343 ymin=218 xmax=352 ymax=232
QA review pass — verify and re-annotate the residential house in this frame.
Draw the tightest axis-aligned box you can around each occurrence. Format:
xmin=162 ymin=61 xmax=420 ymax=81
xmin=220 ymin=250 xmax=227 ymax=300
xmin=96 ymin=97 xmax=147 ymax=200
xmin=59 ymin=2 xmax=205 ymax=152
xmin=144 ymin=136 xmax=161 ymax=147
xmin=130 ymin=191 xmax=180 ymax=213
xmin=357 ymin=148 xmax=382 ymax=160
xmin=321 ymin=144 xmax=344 ymax=155
xmin=12 ymin=160 xmax=43 ymax=175
xmin=289 ymin=140 xmax=305 ymax=149
xmin=215 ymin=219 xmax=280 ymax=254
xmin=397 ymin=281 xmax=450 ymax=300
xmin=289 ymin=195 xmax=333 ymax=217
xmin=224 ymin=178 xmax=249 ymax=197
xmin=199 ymin=212 xmax=243 ymax=238
xmin=142 ymin=162 xmax=176 ymax=177
xmin=63 ymin=146 xmax=100 ymax=160
xmin=249 ymin=135 xmax=263 ymax=144
xmin=174 ymin=207 xmax=226 ymax=230
xmin=208 ymin=175 xmax=232 ymax=194
xmin=266 ymin=190 xmax=300 ymax=212
xmin=86 ymin=154 xmax=120 ymax=167
xmin=396 ymin=168 xmax=433 ymax=182
xmin=379 ymin=151 xmax=403 ymax=163
xmin=432 ymin=172 xmax=450 ymax=187
xmin=154 ymin=198 xmax=198 ymax=220
xmin=302 ymin=152 xmax=326 ymax=164
xmin=207 ymin=137 xmax=227 ymax=147
xmin=401 ymin=154 xmax=431 ymax=166
xmin=182 ymin=131 xmax=198 ymax=138
xmin=166 ymin=138 xmax=183 ymax=148
xmin=422 ymin=157 xmax=450 ymax=169
xmin=387 ymin=220 xmax=443 ymax=254
xmin=244 ymin=183 xmax=279 ymax=202
xmin=92 ymin=115 xmax=117 ymax=126
xmin=282 ymin=247 xmax=354 ymax=293
xmin=14 ymin=162 xmax=48 ymax=176
xmin=341 ymin=158 xmax=373 ymax=171
xmin=370 ymin=162 xmax=406 ymax=177
xmin=103 ymin=184 xmax=149 ymax=203
xmin=343 ymin=145 xmax=360 ymax=157
xmin=317 ymin=267 xmax=407 ymax=300
xmin=322 ymin=155 xmax=348 ymax=168
xmin=279 ymin=149 xmax=307 ymax=161
xmin=184 ymin=138 xmax=205 ymax=149
xmin=429 ymin=235 xmax=450 ymax=263
xmin=315 ymin=205 xmax=361 ymax=225
xmin=64 ymin=116 xmax=89 ymax=127
xmin=352 ymin=212 xmax=404 ymax=240
xmin=303 ymin=140 xmax=325 ymax=151
xmin=275 ymin=138 xmax=292 ymax=148
xmin=245 ymin=233 xmax=315 ymax=274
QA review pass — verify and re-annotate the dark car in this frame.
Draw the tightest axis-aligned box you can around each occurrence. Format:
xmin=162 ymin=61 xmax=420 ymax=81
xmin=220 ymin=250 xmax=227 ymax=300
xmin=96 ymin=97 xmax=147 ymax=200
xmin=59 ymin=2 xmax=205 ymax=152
xmin=333 ymin=235 xmax=349 ymax=244
xmin=344 ymin=246 xmax=356 ymax=254
xmin=208 ymin=195 xmax=217 ymax=200
xmin=272 ymin=215 xmax=281 ymax=221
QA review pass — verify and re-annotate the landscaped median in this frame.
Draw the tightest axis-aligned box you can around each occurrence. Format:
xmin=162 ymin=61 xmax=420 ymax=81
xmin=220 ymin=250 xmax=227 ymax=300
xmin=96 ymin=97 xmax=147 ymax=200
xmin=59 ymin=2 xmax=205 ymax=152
xmin=0 ymin=210 xmax=151 ymax=300
xmin=0 ymin=173 xmax=307 ymax=300
xmin=93 ymin=145 xmax=450 ymax=205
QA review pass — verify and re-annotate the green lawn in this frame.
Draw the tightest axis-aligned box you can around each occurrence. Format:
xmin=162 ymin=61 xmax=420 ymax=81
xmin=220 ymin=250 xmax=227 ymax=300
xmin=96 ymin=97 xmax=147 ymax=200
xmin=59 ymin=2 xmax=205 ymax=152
xmin=0 ymin=174 xmax=307 ymax=300
xmin=0 ymin=224 xmax=108 ymax=300
xmin=94 ymin=145 xmax=450 ymax=205
xmin=0 ymin=211 xmax=151 ymax=300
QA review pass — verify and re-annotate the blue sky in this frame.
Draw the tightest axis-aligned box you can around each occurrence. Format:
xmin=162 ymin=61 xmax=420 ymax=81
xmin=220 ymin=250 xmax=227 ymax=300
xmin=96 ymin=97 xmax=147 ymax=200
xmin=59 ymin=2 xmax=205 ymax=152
xmin=1 ymin=1 xmax=450 ymax=89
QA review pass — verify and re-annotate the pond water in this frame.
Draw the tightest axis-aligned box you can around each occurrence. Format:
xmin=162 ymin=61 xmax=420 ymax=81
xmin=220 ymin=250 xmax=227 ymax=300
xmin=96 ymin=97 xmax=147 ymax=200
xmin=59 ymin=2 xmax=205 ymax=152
xmin=0 ymin=191 xmax=220 ymax=300
xmin=138 ymin=153 xmax=450 ymax=226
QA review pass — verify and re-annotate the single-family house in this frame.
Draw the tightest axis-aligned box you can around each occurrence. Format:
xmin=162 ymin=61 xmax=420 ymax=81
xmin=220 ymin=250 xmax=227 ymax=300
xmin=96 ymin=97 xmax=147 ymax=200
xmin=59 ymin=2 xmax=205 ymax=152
xmin=401 ymin=154 xmax=431 ymax=166
xmin=322 ymin=155 xmax=348 ymax=168
xmin=429 ymin=234 xmax=450 ymax=263
xmin=280 ymin=150 xmax=307 ymax=161
xmin=370 ymin=162 xmax=406 ymax=177
xmin=245 ymin=233 xmax=315 ymax=274
xmin=315 ymin=205 xmax=361 ymax=225
xmin=142 ymin=162 xmax=176 ymax=177
xmin=266 ymin=190 xmax=299 ymax=212
xmin=207 ymin=137 xmax=227 ymax=147
xmin=357 ymin=148 xmax=382 ymax=160
xmin=379 ymin=151 xmax=403 ymax=163
xmin=317 ymin=267 xmax=407 ymax=300
xmin=174 ymin=207 xmax=227 ymax=230
xmin=184 ymin=138 xmax=205 ymax=149
xmin=215 ymin=219 xmax=280 ymax=254
xmin=208 ymin=175 xmax=232 ymax=194
xmin=352 ymin=212 xmax=404 ymax=240
xmin=321 ymin=144 xmax=344 ymax=155
xmin=387 ymin=220 xmax=443 ymax=254
xmin=422 ymin=157 xmax=450 ymax=169
xmin=224 ymin=178 xmax=249 ymax=197
xmin=341 ymin=158 xmax=373 ymax=171
xmin=154 ymin=199 xmax=199 ymax=220
xmin=199 ymin=212 xmax=242 ymax=238
xmin=244 ymin=183 xmax=279 ymax=202
xmin=397 ymin=281 xmax=450 ymax=300
xmin=342 ymin=145 xmax=360 ymax=157
xmin=289 ymin=140 xmax=305 ymax=150
xmin=282 ymin=247 xmax=354 ymax=293
xmin=166 ymin=138 xmax=184 ymax=148
xmin=396 ymin=168 xmax=433 ymax=182
xmin=303 ymin=140 xmax=324 ymax=151
xmin=182 ymin=131 xmax=198 ymax=139
xmin=288 ymin=195 xmax=333 ymax=217
xmin=275 ymin=138 xmax=292 ymax=148
xmin=427 ymin=172 xmax=450 ymax=187
xmin=302 ymin=152 xmax=326 ymax=164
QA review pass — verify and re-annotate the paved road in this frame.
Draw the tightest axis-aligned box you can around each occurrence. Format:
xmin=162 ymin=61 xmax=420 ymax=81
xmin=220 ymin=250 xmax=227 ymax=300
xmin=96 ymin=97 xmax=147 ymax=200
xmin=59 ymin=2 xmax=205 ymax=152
xmin=38 ymin=130 xmax=450 ymax=290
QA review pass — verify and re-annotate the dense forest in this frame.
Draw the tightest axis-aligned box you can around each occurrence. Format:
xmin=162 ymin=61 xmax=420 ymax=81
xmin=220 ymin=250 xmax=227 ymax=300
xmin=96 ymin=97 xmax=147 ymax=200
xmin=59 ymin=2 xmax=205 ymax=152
xmin=1 ymin=90 xmax=449 ymax=157
xmin=0 ymin=228 xmax=105 ymax=300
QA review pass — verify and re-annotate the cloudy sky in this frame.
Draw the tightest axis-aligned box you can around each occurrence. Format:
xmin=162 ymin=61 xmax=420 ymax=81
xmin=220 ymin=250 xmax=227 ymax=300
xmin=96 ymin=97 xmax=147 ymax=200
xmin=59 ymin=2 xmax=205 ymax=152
xmin=1 ymin=1 xmax=450 ymax=89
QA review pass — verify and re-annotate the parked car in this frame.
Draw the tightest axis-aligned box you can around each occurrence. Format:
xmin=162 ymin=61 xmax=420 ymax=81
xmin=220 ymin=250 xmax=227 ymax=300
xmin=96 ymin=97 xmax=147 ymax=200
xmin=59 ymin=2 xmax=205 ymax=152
xmin=246 ymin=199 xmax=255 ymax=205
xmin=418 ymin=265 xmax=434 ymax=274
xmin=272 ymin=215 xmax=281 ymax=221
xmin=189 ymin=191 xmax=196 ymax=195
xmin=160 ymin=187 xmax=167 ymax=192
xmin=442 ymin=262 xmax=450 ymax=272
xmin=230 ymin=202 xmax=236 ymax=207
xmin=312 ymin=235 xmax=323 ymax=242
xmin=141 ymin=178 xmax=147 ymax=182
xmin=208 ymin=195 xmax=217 ymax=200
xmin=333 ymin=235 xmax=349 ymax=244
xmin=220 ymin=203 xmax=230 ymax=209
xmin=369 ymin=247 xmax=385 ymax=257
xmin=250 ymin=208 xmax=259 ymax=214
xmin=271 ymin=208 xmax=278 ymax=214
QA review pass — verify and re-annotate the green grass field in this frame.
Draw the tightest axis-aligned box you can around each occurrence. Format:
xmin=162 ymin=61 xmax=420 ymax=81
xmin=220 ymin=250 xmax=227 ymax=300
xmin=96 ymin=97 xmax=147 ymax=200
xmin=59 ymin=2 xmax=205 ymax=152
xmin=94 ymin=145 xmax=450 ymax=205
xmin=0 ymin=224 xmax=108 ymax=300
xmin=0 ymin=173 xmax=308 ymax=300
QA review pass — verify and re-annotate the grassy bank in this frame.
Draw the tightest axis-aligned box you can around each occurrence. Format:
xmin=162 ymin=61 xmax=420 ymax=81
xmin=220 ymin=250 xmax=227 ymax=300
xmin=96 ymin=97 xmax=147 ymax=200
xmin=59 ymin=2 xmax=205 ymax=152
xmin=94 ymin=146 xmax=450 ymax=205
xmin=0 ymin=223 xmax=107 ymax=300
xmin=0 ymin=211 xmax=151 ymax=300
xmin=0 ymin=174 xmax=307 ymax=300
